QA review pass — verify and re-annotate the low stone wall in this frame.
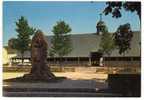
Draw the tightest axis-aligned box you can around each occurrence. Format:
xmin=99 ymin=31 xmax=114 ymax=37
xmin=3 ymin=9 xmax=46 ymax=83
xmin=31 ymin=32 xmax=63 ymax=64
xmin=3 ymin=66 xmax=76 ymax=72
xmin=3 ymin=66 xmax=107 ymax=73
xmin=105 ymin=61 xmax=140 ymax=67
xmin=3 ymin=66 xmax=140 ymax=74
xmin=3 ymin=66 xmax=31 ymax=72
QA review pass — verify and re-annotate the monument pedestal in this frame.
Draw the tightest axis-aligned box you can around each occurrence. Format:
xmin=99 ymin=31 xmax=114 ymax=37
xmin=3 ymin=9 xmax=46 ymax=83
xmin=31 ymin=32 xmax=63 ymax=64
xmin=3 ymin=79 xmax=118 ymax=97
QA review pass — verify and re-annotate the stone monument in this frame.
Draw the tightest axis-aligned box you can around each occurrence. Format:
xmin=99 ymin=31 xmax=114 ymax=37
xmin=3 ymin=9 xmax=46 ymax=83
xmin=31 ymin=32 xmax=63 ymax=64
xmin=24 ymin=30 xmax=55 ymax=80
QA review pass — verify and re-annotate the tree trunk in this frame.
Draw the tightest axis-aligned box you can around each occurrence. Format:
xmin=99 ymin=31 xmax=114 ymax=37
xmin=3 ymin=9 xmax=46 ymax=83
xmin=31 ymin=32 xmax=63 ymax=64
xmin=88 ymin=56 xmax=91 ymax=66
xmin=59 ymin=56 xmax=63 ymax=71
xmin=107 ymin=54 xmax=110 ymax=74
xmin=123 ymin=52 xmax=125 ymax=68
xmin=106 ymin=53 xmax=111 ymax=74
xmin=21 ymin=51 xmax=24 ymax=65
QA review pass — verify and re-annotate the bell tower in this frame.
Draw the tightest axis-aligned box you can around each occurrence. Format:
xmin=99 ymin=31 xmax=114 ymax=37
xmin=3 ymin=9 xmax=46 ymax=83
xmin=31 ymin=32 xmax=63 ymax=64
xmin=96 ymin=13 xmax=107 ymax=35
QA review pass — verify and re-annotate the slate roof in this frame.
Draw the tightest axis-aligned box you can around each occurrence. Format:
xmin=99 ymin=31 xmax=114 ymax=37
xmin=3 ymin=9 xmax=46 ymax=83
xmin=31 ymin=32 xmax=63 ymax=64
xmin=46 ymin=31 xmax=141 ymax=57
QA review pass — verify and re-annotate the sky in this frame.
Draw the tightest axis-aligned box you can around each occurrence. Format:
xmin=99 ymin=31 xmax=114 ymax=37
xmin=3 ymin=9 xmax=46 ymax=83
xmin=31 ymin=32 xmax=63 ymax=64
xmin=3 ymin=1 xmax=140 ymax=46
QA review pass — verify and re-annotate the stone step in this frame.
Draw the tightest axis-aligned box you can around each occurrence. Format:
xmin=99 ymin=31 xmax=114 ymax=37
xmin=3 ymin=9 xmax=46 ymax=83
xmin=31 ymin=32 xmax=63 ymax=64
xmin=3 ymin=79 xmax=108 ymax=89
xmin=3 ymin=79 xmax=112 ymax=97
xmin=3 ymin=87 xmax=97 ymax=93
xmin=3 ymin=91 xmax=122 ymax=97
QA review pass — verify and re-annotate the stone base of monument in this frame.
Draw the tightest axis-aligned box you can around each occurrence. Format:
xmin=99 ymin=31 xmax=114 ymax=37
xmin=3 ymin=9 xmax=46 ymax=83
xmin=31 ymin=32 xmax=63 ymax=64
xmin=108 ymin=74 xmax=141 ymax=97
xmin=4 ymin=75 xmax=66 ymax=83
xmin=3 ymin=79 xmax=122 ymax=97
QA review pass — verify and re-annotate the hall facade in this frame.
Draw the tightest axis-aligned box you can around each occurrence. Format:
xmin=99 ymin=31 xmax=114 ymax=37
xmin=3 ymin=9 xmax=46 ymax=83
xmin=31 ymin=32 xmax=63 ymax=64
xmin=10 ymin=15 xmax=141 ymax=67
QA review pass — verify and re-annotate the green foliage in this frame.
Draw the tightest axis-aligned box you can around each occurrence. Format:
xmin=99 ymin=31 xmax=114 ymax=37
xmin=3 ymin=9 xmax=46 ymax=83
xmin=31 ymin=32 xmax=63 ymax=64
xmin=114 ymin=23 xmax=133 ymax=55
xmin=15 ymin=16 xmax=36 ymax=52
xmin=8 ymin=16 xmax=36 ymax=63
xmin=49 ymin=49 xmax=55 ymax=57
xmin=103 ymin=2 xmax=141 ymax=20
xmin=99 ymin=23 xmax=115 ymax=56
xmin=50 ymin=20 xmax=72 ymax=57
xmin=101 ymin=24 xmax=108 ymax=33
xmin=8 ymin=38 xmax=18 ymax=49
xmin=99 ymin=32 xmax=115 ymax=56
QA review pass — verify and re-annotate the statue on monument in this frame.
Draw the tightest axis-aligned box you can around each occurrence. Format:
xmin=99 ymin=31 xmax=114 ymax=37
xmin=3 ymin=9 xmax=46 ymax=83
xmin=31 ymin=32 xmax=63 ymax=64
xmin=24 ymin=30 xmax=55 ymax=80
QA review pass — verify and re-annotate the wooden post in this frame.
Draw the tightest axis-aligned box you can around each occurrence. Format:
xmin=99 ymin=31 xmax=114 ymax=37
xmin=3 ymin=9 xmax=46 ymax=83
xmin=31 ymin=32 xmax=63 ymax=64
xmin=89 ymin=56 xmax=91 ymax=66
xmin=78 ymin=57 xmax=80 ymax=66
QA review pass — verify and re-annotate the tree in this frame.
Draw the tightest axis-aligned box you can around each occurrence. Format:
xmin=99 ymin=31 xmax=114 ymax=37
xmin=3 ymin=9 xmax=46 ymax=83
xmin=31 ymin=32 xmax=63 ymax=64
xmin=103 ymin=2 xmax=141 ymax=20
xmin=98 ymin=21 xmax=115 ymax=56
xmin=99 ymin=25 xmax=115 ymax=68
xmin=8 ymin=38 xmax=18 ymax=49
xmin=10 ymin=16 xmax=36 ymax=64
xmin=99 ymin=32 xmax=115 ymax=56
xmin=48 ymin=49 xmax=55 ymax=57
xmin=50 ymin=20 xmax=72 ymax=67
xmin=114 ymin=23 xmax=133 ymax=55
